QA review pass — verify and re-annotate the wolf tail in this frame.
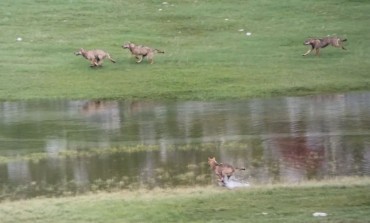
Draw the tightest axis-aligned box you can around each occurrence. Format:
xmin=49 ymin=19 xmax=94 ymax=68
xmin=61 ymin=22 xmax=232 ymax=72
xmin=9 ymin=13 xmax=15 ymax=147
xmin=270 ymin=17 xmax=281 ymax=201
xmin=107 ymin=54 xmax=116 ymax=63
xmin=155 ymin=49 xmax=165 ymax=54
xmin=235 ymin=167 xmax=246 ymax=171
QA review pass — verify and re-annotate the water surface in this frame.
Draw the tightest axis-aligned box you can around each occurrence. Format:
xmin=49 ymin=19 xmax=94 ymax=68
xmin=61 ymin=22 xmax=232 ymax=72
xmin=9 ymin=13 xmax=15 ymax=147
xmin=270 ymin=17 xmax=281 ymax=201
xmin=0 ymin=92 xmax=369 ymax=199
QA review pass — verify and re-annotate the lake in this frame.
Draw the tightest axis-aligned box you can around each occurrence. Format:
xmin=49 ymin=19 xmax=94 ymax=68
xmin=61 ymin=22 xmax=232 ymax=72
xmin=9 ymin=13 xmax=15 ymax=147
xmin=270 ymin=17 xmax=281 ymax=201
xmin=0 ymin=92 xmax=369 ymax=200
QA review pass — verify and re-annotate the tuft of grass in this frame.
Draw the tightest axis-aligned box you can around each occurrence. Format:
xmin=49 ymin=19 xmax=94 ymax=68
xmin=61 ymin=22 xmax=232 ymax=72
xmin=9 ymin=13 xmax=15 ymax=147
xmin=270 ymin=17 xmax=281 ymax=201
xmin=0 ymin=177 xmax=369 ymax=223
xmin=0 ymin=0 xmax=369 ymax=100
xmin=0 ymin=142 xmax=253 ymax=164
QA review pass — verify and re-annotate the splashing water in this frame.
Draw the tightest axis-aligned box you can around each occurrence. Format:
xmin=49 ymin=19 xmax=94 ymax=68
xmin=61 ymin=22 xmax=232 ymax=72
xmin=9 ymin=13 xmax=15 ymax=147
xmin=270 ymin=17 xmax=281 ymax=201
xmin=223 ymin=176 xmax=250 ymax=189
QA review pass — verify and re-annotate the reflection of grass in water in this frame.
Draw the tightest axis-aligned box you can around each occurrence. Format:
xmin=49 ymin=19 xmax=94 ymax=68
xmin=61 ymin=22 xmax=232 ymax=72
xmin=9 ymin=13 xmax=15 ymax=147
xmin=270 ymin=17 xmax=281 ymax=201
xmin=1 ymin=169 xmax=211 ymax=201
xmin=0 ymin=145 xmax=161 ymax=164
xmin=1 ymin=158 xmax=211 ymax=201
xmin=0 ymin=142 xmax=253 ymax=164
xmin=0 ymin=142 xmax=241 ymax=200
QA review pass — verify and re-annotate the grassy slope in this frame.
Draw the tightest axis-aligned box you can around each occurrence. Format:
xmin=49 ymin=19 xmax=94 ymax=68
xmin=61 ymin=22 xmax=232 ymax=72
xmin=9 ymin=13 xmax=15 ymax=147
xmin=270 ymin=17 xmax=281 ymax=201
xmin=0 ymin=0 xmax=369 ymax=100
xmin=1 ymin=178 xmax=370 ymax=223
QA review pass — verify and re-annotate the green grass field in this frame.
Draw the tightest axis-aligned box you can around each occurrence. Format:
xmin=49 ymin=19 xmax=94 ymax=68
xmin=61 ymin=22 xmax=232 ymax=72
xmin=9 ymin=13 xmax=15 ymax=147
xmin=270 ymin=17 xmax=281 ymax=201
xmin=1 ymin=1 xmax=370 ymax=222
xmin=1 ymin=178 xmax=370 ymax=223
xmin=0 ymin=0 xmax=369 ymax=100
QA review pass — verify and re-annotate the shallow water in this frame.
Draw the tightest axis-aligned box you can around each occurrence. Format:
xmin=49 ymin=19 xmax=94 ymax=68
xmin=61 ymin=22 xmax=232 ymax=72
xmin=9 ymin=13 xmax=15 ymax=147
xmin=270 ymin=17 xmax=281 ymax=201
xmin=0 ymin=92 xmax=370 ymax=199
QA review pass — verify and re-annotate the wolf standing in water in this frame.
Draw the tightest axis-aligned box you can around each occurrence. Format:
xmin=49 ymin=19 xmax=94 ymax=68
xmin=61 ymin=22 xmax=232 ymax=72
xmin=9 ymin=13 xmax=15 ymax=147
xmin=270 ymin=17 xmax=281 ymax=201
xmin=208 ymin=157 xmax=245 ymax=185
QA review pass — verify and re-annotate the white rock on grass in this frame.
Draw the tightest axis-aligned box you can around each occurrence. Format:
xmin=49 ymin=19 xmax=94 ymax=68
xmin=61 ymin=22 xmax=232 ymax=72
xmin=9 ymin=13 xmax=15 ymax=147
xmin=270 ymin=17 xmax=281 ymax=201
xmin=313 ymin=212 xmax=328 ymax=217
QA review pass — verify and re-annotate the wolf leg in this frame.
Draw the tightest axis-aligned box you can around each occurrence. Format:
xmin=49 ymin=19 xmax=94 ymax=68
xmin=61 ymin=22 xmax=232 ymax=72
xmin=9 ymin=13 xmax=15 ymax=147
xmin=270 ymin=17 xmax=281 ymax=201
xmin=302 ymin=48 xmax=312 ymax=56
xmin=136 ymin=56 xmax=143 ymax=63
xmin=147 ymin=53 xmax=154 ymax=64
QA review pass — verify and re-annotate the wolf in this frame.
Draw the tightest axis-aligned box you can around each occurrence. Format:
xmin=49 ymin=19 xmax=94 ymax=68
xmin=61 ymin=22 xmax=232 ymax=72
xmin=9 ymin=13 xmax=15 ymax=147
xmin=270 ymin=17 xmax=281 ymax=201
xmin=302 ymin=36 xmax=347 ymax=56
xmin=75 ymin=48 xmax=116 ymax=67
xmin=208 ymin=156 xmax=245 ymax=185
xmin=122 ymin=42 xmax=164 ymax=64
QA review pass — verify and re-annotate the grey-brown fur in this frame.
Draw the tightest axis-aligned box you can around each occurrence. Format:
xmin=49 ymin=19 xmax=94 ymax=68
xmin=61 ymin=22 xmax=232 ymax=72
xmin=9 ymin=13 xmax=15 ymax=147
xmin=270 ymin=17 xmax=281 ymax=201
xmin=75 ymin=48 xmax=116 ymax=67
xmin=122 ymin=42 xmax=164 ymax=64
xmin=208 ymin=157 xmax=245 ymax=185
xmin=302 ymin=36 xmax=347 ymax=56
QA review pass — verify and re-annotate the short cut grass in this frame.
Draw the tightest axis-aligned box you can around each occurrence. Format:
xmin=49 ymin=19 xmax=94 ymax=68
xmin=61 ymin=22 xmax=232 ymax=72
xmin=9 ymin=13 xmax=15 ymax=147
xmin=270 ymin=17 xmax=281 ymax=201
xmin=0 ymin=177 xmax=370 ymax=223
xmin=0 ymin=0 xmax=369 ymax=101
